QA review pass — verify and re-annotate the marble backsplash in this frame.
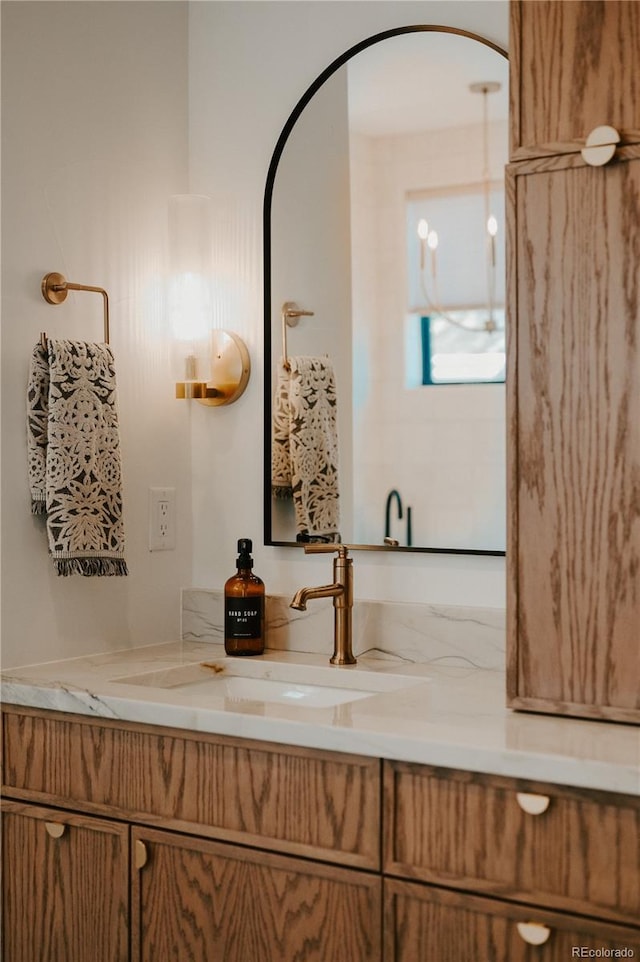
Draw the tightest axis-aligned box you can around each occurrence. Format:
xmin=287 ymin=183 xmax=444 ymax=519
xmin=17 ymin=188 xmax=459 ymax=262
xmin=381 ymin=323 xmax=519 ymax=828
xmin=182 ymin=589 xmax=506 ymax=671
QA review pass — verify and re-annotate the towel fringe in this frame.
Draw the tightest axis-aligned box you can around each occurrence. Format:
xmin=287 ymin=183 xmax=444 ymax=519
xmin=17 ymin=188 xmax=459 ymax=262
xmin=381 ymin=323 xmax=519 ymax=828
xmin=54 ymin=558 xmax=129 ymax=578
xmin=272 ymin=484 xmax=293 ymax=500
xmin=31 ymin=500 xmax=47 ymax=516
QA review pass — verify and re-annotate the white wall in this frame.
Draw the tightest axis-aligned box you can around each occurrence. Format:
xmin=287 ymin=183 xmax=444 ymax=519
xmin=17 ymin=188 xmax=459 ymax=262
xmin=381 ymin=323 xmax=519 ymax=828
xmin=188 ymin=1 xmax=508 ymax=607
xmin=1 ymin=1 xmax=192 ymax=667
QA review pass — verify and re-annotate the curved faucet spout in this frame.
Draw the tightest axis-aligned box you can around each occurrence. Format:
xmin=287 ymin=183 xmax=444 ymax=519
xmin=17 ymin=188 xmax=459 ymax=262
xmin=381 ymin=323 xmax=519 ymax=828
xmin=290 ymin=583 xmax=343 ymax=611
xmin=384 ymin=489 xmax=403 ymax=540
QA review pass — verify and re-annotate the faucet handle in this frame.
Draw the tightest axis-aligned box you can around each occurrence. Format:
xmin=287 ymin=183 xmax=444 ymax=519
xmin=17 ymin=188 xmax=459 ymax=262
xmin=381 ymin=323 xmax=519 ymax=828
xmin=303 ymin=543 xmax=350 ymax=559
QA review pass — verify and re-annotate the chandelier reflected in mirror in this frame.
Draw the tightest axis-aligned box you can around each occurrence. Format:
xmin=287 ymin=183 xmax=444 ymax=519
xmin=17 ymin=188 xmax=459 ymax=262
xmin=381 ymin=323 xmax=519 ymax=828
xmin=416 ymin=81 xmax=502 ymax=334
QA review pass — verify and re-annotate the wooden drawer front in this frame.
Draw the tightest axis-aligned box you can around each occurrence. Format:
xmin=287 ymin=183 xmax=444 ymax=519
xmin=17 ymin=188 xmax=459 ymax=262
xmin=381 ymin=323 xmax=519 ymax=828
xmin=385 ymin=879 xmax=640 ymax=962
xmin=1 ymin=800 xmax=129 ymax=962
xmin=2 ymin=707 xmax=380 ymax=869
xmin=384 ymin=763 xmax=640 ymax=924
xmin=132 ymin=827 xmax=382 ymax=962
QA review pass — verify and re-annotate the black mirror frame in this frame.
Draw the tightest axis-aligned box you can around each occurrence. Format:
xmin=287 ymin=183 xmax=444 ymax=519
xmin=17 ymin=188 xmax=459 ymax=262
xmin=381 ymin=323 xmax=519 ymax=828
xmin=263 ymin=25 xmax=508 ymax=556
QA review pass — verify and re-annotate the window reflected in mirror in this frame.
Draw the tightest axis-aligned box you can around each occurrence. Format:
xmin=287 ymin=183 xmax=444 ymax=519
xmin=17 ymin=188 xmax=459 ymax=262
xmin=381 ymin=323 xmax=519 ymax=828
xmin=408 ymin=314 xmax=506 ymax=386
xmin=405 ymin=175 xmax=506 ymax=387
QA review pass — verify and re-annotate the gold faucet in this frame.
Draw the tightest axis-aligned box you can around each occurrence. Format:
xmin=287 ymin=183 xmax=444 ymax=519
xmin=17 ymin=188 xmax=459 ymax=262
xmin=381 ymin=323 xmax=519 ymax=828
xmin=290 ymin=544 xmax=356 ymax=665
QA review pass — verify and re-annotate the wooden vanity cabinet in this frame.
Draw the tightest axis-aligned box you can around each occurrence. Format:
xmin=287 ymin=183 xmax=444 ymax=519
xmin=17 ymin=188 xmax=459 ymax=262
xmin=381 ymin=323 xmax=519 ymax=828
xmin=507 ymin=0 xmax=640 ymax=723
xmin=1 ymin=706 xmax=382 ymax=962
xmin=1 ymin=800 xmax=129 ymax=962
xmin=3 ymin=706 xmax=639 ymax=961
xmin=383 ymin=761 xmax=640 ymax=962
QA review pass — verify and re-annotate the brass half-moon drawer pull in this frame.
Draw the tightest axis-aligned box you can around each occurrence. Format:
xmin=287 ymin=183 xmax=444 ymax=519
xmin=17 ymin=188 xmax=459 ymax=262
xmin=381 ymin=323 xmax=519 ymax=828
xmin=516 ymin=792 xmax=550 ymax=815
xmin=581 ymin=125 xmax=620 ymax=166
xmin=134 ymin=839 xmax=148 ymax=870
xmin=45 ymin=822 xmax=66 ymax=838
xmin=516 ymin=921 xmax=551 ymax=946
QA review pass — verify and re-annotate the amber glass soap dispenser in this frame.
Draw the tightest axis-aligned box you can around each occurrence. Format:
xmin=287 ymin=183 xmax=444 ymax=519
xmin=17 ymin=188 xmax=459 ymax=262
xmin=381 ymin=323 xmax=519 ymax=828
xmin=224 ymin=538 xmax=265 ymax=656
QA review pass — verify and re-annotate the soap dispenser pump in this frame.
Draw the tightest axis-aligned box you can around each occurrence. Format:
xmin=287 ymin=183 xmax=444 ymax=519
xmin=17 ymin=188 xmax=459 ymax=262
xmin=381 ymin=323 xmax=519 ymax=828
xmin=224 ymin=538 xmax=265 ymax=656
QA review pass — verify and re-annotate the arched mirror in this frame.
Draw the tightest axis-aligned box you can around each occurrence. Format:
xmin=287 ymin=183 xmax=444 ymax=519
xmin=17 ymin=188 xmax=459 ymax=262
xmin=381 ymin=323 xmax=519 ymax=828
xmin=264 ymin=27 xmax=508 ymax=554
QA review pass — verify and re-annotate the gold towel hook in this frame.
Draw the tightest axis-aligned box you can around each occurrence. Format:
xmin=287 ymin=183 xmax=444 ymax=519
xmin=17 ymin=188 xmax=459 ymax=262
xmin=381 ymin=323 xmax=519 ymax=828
xmin=40 ymin=272 xmax=110 ymax=348
xmin=281 ymin=301 xmax=314 ymax=371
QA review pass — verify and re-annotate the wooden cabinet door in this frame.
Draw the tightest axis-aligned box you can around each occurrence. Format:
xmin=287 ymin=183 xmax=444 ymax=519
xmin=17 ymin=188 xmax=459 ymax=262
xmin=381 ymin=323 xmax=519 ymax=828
xmin=507 ymin=151 xmax=640 ymax=722
xmin=1 ymin=800 xmax=129 ymax=962
xmin=132 ymin=826 xmax=381 ymax=962
xmin=385 ymin=879 xmax=640 ymax=962
xmin=510 ymin=0 xmax=640 ymax=158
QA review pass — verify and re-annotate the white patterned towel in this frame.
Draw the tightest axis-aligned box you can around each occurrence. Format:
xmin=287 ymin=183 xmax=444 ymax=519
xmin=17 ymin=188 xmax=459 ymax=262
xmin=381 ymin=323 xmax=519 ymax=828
xmin=27 ymin=339 xmax=128 ymax=576
xmin=272 ymin=356 xmax=340 ymax=541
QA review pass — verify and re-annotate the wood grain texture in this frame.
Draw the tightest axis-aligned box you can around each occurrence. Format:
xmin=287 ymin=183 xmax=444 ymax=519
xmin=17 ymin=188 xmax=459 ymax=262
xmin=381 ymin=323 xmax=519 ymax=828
xmin=505 ymin=144 xmax=640 ymax=696
xmin=385 ymin=879 xmax=640 ymax=962
xmin=511 ymin=0 xmax=640 ymax=157
xmin=383 ymin=762 xmax=640 ymax=925
xmin=1 ymin=800 xmax=129 ymax=962
xmin=508 ymin=0 xmax=640 ymax=722
xmin=507 ymin=0 xmax=522 ymax=159
xmin=131 ymin=826 xmax=382 ymax=962
xmin=509 ymin=153 xmax=640 ymax=721
xmin=1 ymin=706 xmax=380 ymax=868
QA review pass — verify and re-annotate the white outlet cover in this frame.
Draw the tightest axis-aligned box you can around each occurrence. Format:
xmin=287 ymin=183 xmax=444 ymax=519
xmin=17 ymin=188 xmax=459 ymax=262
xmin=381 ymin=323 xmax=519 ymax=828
xmin=149 ymin=487 xmax=176 ymax=551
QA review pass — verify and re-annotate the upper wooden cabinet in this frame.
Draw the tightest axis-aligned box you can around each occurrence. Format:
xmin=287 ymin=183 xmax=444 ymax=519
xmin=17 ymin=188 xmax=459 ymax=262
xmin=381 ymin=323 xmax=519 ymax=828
xmin=507 ymin=153 xmax=640 ymax=722
xmin=507 ymin=0 xmax=640 ymax=723
xmin=510 ymin=0 xmax=640 ymax=158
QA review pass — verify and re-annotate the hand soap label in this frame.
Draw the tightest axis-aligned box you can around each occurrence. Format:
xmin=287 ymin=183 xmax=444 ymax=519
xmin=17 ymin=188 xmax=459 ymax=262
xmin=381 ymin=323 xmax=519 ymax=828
xmin=225 ymin=598 xmax=264 ymax=640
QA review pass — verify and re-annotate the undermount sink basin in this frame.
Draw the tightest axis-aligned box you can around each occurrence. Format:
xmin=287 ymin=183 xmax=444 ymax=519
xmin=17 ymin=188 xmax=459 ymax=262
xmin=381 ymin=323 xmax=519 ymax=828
xmin=113 ymin=658 xmax=420 ymax=709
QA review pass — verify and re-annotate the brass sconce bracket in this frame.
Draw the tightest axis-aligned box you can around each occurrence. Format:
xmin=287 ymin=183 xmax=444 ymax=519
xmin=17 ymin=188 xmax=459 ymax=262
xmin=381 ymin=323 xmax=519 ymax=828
xmin=175 ymin=330 xmax=251 ymax=406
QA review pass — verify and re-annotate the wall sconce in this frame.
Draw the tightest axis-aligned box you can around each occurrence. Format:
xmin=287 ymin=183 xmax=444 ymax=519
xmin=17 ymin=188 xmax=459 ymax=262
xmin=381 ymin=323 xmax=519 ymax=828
xmin=169 ymin=194 xmax=250 ymax=406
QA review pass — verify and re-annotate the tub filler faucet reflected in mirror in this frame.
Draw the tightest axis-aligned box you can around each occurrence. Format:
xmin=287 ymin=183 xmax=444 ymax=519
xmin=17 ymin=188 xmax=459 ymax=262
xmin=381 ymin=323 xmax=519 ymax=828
xmin=384 ymin=489 xmax=412 ymax=547
xmin=290 ymin=545 xmax=355 ymax=666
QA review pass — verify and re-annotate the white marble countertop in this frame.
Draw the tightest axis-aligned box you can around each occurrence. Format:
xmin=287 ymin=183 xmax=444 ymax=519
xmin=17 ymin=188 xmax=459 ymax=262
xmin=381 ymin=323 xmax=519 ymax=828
xmin=2 ymin=642 xmax=638 ymax=795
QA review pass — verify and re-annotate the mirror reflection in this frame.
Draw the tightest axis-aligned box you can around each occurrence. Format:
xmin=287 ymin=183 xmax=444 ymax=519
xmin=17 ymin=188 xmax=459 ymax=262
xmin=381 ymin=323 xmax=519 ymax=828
xmin=265 ymin=28 xmax=508 ymax=553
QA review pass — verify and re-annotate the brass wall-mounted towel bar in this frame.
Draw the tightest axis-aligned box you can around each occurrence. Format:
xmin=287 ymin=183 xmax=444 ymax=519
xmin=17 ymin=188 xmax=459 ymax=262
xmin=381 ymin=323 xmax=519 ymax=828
xmin=40 ymin=272 xmax=110 ymax=348
xmin=281 ymin=301 xmax=314 ymax=370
